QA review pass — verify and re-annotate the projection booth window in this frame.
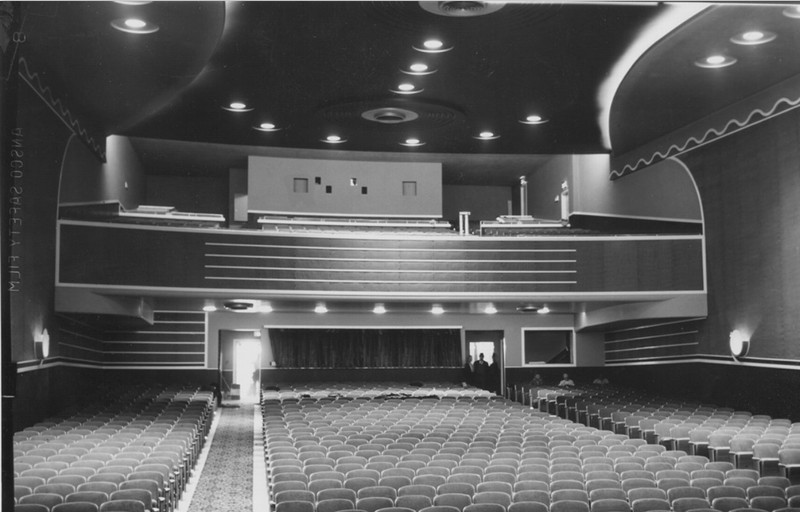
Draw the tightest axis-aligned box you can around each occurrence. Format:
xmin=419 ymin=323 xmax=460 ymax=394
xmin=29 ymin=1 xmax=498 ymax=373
xmin=523 ymin=329 xmax=573 ymax=365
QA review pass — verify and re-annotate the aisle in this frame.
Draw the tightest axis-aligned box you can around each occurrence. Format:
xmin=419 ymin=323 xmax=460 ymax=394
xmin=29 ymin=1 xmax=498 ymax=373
xmin=184 ymin=404 xmax=264 ymax=512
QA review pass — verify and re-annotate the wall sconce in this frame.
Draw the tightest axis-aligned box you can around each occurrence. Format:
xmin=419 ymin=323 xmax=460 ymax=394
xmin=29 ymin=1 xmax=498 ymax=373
xmin=729 ymin=329 xmax=750 ymax=359
xmin=34 ymin=328 xmax=50 ymax=359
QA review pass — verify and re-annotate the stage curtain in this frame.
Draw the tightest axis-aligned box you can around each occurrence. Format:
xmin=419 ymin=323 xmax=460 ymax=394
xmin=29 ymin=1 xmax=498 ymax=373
xmin=269 ymin=328 xmax=460 ymax=368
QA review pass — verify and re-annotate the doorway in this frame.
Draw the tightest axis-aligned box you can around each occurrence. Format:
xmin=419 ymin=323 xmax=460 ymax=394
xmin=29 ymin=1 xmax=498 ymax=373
xmin=465 ymin=330 xmax=505 ymax=396
xmin=219 ymin=330 xmax=262 ymax=403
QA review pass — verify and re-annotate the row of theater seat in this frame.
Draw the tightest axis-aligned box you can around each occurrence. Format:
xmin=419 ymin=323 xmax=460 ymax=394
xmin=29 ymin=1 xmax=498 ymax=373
xmin=262 ymin=383 xmax=800 ymax=512
xmin=523 ymin=386 xmax=800 ymax=481
xmin=12 ymin=385 xmax=214 ymax=512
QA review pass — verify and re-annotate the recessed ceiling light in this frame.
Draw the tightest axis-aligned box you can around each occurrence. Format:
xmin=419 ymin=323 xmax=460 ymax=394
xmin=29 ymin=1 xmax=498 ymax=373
xmin=322 ymin=134 xmax=346 ymax=143
xmin=484 ymin=304 xmax=497 ymax=315
xmin=314 ymin=303 xmax=328 ymax=314
xmin=783 ymin=6 xmax=800 ymax=19
xmin=202 ymin=305 xmax=216 ymax=312
xmin=520 ymin=114 xmax=548 ymax=125
xmin=413 ymin=38 xmax=453 ymax=53
xmin=537 ymin=306 xmax=550 ymax=315
xmin=402 ymin=62 xmax=436 ymax=76
xmin=222 ymin=101 xmax=253 ymax=112
xmin=253 ymin=122 xmax=281 ymax=132
xmin=391 ymin=83 xmax=423 ymax=95
xmin=373 ymin=304 xmax=387 ymax=315
xmin=731 ymin=30 xmax=776 ymax=45
xmin=431 ymin=305 xmax=445 ymax=315
xmin=473 ymin=131 xmax=500 ymax=140
xmin=400 ymin=138 xmax=425 ymax=147
xmin=110 ymin=17 xmax=159 ymax=34
xmin=694 ymin=54 xmax=737 ymax=69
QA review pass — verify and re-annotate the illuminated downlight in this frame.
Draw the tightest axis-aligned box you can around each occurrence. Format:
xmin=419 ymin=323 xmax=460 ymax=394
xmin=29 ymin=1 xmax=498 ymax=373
xmin=431 ymin=305 xmax=445 ymax=315
xmin=695 ymin=54 xmax=737 ymax=68
xmin=110 ymin=17 xmax=160 ymax=34
xmin=373 ymin=304 xmax=387 ymax=315
xmin=414 ymin=38 xmax=453 ymax=53
xmin=253 ymin=122 xmax=280 ymax=132
xmin=520 ymin=114 xmax=548 ymax=125
xmin=322 ymin=134 xmax=347 ymax=143
xmin=222 ymin=101 xmax=253 ymax=112
xmin=474 ymin=131 xmax=499 ymax=140
xmin=403 ymin=62 xmax=435 ymax=75
xmin=392 ymin=83 xmax=423 ymax=95
xmin=314 ymin=303 xmax=328 ymax=314
xmin=731 ymin=30 xmax=776 ymax=45
xmin=400 ymin=137 xmax=425 ymax=147
xmin=484 ymin=304 xmax=497 ymax=315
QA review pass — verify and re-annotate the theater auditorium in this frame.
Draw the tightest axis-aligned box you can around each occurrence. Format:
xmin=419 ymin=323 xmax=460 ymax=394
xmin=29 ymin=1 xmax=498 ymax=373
xmin=3 ymin=2 xmax=800 ymax=512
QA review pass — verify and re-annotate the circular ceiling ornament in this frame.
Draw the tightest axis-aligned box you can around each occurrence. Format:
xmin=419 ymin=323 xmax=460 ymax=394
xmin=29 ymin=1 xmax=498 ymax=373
xmin=419 ymin=1 xmax=505 ymax=17
xmin=362 ymin=107 xmax=420 ymax=124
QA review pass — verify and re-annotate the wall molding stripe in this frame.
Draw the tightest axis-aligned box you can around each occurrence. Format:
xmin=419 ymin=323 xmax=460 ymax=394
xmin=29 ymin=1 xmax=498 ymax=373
xmin=206 ymin=265 xmax=577 ymax=275
xmin=605 ymin=330 xmax=700 ymax=345
xmin=570 ymin=211 xmax=703 ymax=224
xmin=206 ymin=254 xmax=577 ymax=264
xmin=17 ymin=57 xmax=106 ymax=160
xmin=605 ymin=341 xmax=699 ymax=354
xmin=205 ymin=276 xmax=578 ymax=285
xmin=59 ymin=342 xmax=105 ymax=354
xmin=604 ymin=317 xmax=704 ymax=334
xmin=611 ymin=85 xmax=800 ymax=178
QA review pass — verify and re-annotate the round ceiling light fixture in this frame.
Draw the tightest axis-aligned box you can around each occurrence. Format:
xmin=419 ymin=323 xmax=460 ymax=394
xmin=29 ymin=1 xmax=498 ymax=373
xmin=222 ymin=101 xmax=253 ymax=112
xmin=362 ymin=107 xmax=419 ymax=124
xmin=391 ymin=83 xmax=423 ymax=95
xmin=322 ymin=134 xmax=347 ymax=143
xmin=403 ymin=63 xmax=436 ymax=76
xmin=519 ymin=114 xmax=548 ymax=125
xmin=782 ymin=5 xmax=800 ymax=18
xmin=223 ymin=300 xmax=255 ymax=311
xmin=400 ymin=137 xmax=426 ymax=147
xmin=253 ymin=122 xmax=281 ymax=132
xmin=413 ymin=38 xmax=453 ymax=53
xmin=731 ymin=30 xmax=776 ymax=45
xmin=695 ymin=54 xmax=737 ymax=69
xmin=474 ymin=131 xmax=499 ymax=140
xmin=419 ymin=1 xmax=506 ymax=17
xmin=110 ymin=17 xmax=160 ymax=34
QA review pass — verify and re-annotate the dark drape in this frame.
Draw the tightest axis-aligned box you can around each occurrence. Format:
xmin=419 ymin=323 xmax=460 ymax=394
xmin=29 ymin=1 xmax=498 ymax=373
xmin=269 ymin=328 xmax=461 ymax=368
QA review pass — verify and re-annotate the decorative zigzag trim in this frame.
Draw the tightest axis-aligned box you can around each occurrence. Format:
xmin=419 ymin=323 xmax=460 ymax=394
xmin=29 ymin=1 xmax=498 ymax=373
xmin=17 ymin=56 xmax=106 ymax=161
xmin=611 ymin=93 xmax=800 ymax=179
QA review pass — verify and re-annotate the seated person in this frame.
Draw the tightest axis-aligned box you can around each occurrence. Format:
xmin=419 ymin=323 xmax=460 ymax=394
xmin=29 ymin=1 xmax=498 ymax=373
xmin=557 ymin=373 xmax=575 ymax=387
xmin=528 ymin=373 xmax=543 ymax=387
xmin=593 ymin=375 xmax=609 ymax=386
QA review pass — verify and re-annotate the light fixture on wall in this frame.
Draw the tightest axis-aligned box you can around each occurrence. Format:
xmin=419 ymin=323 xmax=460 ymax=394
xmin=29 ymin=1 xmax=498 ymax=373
xmin=34 ymin=328 xmax=50 ymax=359
xmin=729 ymin=329 xmax=750 ymax=359
xmin=314 ymin=303 xmax=328 ymax=314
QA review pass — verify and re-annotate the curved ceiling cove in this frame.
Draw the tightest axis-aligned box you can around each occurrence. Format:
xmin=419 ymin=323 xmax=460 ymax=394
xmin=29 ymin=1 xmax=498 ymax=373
xmin=21 ymin=2 xmax=225 ymax=136
xmin=611 ymin=4 xmax=800 ymax=156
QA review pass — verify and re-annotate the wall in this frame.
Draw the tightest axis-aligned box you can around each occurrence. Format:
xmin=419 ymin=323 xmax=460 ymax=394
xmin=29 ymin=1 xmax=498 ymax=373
xmin=442 ymin=184 xmax=512 ymax=221
xmin=6 ymin=79 xmax=103 ymax=428
xmin=574 ymin=155 xmax=702 ymax=223
xmin=146 ymin=175 xmax=228 ymax=216
xmin=248 ymin=156 xmax=442 ymax=217
xmin=526 ymin=155 xmax=573 ymax=220
xmin=680 ymin=107 xmax=800 ymax=362
xmin=59 ymin=135 xmax=147 ymax=209
xmin=206 ymin=310 xmax=577 ymax=371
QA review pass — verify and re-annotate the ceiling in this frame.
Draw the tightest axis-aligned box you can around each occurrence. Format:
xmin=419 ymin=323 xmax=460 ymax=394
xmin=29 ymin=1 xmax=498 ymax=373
xmin=24 ymin=1 xmax=800 ymax=314
xmin=20 ymin=2 xmax=800 ymax=167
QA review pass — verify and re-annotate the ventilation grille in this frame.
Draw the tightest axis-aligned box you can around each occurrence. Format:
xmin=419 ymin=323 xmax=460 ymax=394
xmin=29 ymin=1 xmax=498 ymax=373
xmin=318 ymin=98 xmax=464 ymax=130
xmin=419 ymin=1 xmax=506 ymax=17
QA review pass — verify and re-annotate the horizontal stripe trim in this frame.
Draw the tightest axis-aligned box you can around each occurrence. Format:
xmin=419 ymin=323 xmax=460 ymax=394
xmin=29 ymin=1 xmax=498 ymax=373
xmin=104 ymin=330 xmax=205 ymax=335
xmin=205 ymin=253 xmax=577 ymax=264
xmin=605 ymin=318 xmax=705 ymax=335
xmin=605 ymin=330 xmax=699 ymax=345
xmin=605 ymin=356 xmax=800 ymax=370
xmin=59 ymin=328 xmax=104 ymax=344
xmin=205 ymin=265 xmax=577 ymax=274
xmin=605 ymin=341 xmax=699 ymax=354
xmin=60 ymin=342 xmax=105 ymax=354
xmin=102 ymin=340 xmax=205 ymax=345
xmin=205 ymin=242 xmax=577 ymax=253
xmin=102 ymin=351 xmax=206 ymax=355
xmin=152 ymin=320 xmax=205 ymax=325
xmin=204 ymin=276 xmax=578 ymax=285
xmin=15 ymin=359 xmax=205 ymax=372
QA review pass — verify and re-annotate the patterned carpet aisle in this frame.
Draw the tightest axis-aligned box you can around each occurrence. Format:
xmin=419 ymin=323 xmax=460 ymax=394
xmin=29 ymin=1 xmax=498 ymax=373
xmin=186 ymin=405 xmax=256 ymax=512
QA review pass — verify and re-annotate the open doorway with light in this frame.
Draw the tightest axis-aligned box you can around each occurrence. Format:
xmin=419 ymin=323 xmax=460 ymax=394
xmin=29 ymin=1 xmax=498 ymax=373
xmin=465 ymin=330 xmax=505 ymax=396
xmin=219 ymin=330 xmax=262 ymax=404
